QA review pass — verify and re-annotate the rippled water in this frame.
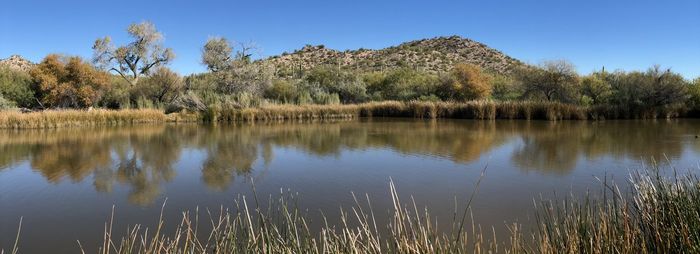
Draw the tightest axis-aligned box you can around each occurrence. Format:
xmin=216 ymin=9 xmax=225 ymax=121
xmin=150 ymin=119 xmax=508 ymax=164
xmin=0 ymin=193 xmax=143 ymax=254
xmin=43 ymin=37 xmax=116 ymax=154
xmin=2 ymin=119 xmax=700 ymax=252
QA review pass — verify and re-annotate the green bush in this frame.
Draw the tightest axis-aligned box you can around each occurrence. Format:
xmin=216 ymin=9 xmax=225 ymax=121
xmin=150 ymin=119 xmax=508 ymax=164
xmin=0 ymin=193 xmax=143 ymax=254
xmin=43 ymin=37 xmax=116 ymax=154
xmin=235 ymin=92 xmax=263 ymax=108
xmin=491 ymin=73 xmax=521 ymax=101
xmin=135 ymin=95 xmax=156 ymax=109
xmin=686 ymin=77 xmax=700 ymax=99
xmin=135 ymin=67 xmax=183 ymax=104
xmin=312 ymin=91 xmax=340 ymax=105
xmin=100 ymin=77 xmax=132 ymax=109
xmin=297 ymin=91 xmax=313 ymax=105
xmin=607 ymin=66 xmax=688 ymax=116
xmin=265 ymin=79 xmax=298 ymax=103
xmin=184 ymin=72 xmax=217 ymax=91
xmin=688 ymin=78 xmax=700 ymax=112
xmin=0 ymin=67 xmax=35 ymax=108
xmin=364 ymin=68 xmax=440 ymax=101
xmin=304 ymin=66 xmax=368 ymax=103
xmin=580 ymin=71 xmax=612 ymax=105
xmin=0 ymin=94 xmax=16 ymax=109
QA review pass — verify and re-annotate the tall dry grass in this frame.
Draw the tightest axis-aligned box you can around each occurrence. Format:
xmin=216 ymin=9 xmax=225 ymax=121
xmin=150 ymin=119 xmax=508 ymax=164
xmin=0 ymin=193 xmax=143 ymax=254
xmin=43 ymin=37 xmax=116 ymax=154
xmin=91 ymin=173 xmax=516 ymax=254
xmin=202 ymin=100 xmax=592 ymax=122
xmin=0 ymin=100 xmax=687 ymax=128
xmin=531 ymin=168 xmax=700 ymax=253
xmin=0 ymin=109 xmax=165 ymax=129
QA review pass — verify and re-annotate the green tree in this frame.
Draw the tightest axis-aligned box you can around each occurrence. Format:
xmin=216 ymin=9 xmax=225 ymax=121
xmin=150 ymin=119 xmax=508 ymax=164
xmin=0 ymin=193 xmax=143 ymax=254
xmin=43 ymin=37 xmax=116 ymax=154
xmin=93 ymin=21 xmax=175 ymax=86
xmin=607 ymin=66 xmax=688 ymax=113
xmin=517 ymin=60 xmax=579 ymax=102
xmin=201 ymin=37 xmax=272 ymax=96
xmin=0 ymin=67 xmax=35 ymax=107
xmin=135 ymin=67 xmax=183 ymax=104
xmin=580 ymin=70 xmax=612 ymax=105
xmin=689 ymin=77 xmax=700 ymax=111
xmin=202 ymin=37 xmax=232 ymax=73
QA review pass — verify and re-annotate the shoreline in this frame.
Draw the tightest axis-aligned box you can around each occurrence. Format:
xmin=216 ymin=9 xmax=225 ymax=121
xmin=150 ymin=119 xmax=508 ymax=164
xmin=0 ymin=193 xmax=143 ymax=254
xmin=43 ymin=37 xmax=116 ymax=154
xmin=0 ymin=100 xmax=691 ymax=129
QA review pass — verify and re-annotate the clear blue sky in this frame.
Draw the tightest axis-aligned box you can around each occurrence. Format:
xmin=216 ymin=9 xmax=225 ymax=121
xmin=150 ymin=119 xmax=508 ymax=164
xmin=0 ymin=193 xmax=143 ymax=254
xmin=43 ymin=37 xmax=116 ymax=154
xmin=1 ymin=0 xmax=698 ymax=78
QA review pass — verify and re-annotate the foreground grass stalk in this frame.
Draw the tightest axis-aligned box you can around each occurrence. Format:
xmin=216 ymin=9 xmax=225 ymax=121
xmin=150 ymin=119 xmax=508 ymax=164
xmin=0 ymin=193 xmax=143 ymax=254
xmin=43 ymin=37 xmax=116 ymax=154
xmin=72 ymin=168 xmax=700 ymax=254
xmin=3 ymin=168 xmax=699 ymax=253
xmin=86 ymin=179 xmax=497 ymax=254
xmin=530 ymin=168 xmax=700 ymax=253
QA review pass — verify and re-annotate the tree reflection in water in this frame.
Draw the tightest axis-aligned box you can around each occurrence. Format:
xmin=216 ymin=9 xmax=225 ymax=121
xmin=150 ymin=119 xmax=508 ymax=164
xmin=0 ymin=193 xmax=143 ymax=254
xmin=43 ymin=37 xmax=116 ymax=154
xmin=1 ymin=119 xmax=699 ymax=205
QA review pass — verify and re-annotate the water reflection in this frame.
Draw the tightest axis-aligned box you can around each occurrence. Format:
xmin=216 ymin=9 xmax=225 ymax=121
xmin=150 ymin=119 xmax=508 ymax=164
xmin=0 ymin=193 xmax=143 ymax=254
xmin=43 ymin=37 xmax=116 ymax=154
xmin=1 ymin=119 xmax=699 ymax=205
xmin=512 ymin=121 xmax=694 ymax=173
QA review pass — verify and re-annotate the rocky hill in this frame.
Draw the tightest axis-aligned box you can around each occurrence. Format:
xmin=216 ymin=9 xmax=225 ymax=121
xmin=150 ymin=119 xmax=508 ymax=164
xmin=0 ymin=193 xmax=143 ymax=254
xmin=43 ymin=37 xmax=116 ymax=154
xmin=264 ymin=36 xmax=523 ymax=77
xmin=0 ymin=55 xmax=35 ymax=72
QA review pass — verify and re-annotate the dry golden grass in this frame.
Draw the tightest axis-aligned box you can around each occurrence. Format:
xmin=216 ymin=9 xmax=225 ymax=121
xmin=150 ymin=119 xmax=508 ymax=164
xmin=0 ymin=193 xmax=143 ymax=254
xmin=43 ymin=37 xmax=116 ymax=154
xmin=0 ymin=109 xmax=165 ymax=129
xmin=1 ymin=100 xmax=683 ymax=128
xmin=203 ymin=100 xmax=592 ymax=122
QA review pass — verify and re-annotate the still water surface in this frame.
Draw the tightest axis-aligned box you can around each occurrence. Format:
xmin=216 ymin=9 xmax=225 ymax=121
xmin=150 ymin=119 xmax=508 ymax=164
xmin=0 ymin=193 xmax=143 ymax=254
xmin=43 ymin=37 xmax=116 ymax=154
xmin=2 ymin=119 xmax=700 ymax=252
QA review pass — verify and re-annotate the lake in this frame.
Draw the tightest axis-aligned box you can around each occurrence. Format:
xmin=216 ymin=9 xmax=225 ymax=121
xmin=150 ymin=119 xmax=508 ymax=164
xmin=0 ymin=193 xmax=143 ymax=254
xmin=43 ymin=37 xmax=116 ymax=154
xmin=2 ymin=119 xmax=700 ymax=253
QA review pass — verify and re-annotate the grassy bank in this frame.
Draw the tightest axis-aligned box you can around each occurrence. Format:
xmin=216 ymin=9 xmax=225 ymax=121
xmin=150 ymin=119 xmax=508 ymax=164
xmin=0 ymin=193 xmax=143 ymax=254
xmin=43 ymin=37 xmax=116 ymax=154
xmin=0 ymin=100 xmax=690 ymax=128
xmin=0 ymin=109 xmax=165 ymax=129
xmin=2 ymin=168 xmax=690 ymax=253
xmin=192 ymin=101 xmax=687 ymax=122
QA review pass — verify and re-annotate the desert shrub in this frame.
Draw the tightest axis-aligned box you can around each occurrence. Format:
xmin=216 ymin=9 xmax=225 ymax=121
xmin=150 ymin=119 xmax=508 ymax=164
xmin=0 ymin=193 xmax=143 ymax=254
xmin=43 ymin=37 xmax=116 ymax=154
xmin=607 ymin=66 xmax=688 ymax=116
xmin=30 ymin=54 xmax=110 ymax=108
xmin=134 ymin=67 xmax=183 ymax=105
xmin=297 ymin=91 xmax=313 ymax=105
xmin=364 ymin=68 xmax=440 ymax=101
xmin=217 ymin=61 xmax=273 ymax=96
xmin=184 ymin=72 xmax=217 ymax=91
xmin=235 ymin=92 xmax=263 ymax=108
xmin=580 ymin=71 xmax=613 ymax=105
xmin=135 ymin=95 xmax=155 ymax=109
xmin=304 ymin=66 xmax=368 ymax=103
xmin=440 ymin=63 xmax=492 ymax=101
xmin=100 ymin=77 xmax=131 ymax=109
xmin=313 ymin=91 xmax=340 ymax=105
xmin=0 ymin=94 xmax=15 ymax=109
xmin=197 ymin=90 xmax=226 ymax=107
xmin=491 ymin=73 xmax=521 ymax=101
xmin=265 ymin=79 xmax=298 ymax=103
xmin=362 ymin=72 xmax=387 ymax=101
xmin=0 ymin=67 xmax=35 ymax=108
xmin=688 ymin=78 xmax=700 ymax=111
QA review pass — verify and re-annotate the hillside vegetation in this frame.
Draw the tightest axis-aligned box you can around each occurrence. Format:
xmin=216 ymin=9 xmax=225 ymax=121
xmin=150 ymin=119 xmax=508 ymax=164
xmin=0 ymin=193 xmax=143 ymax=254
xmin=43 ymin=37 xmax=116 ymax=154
xmin=264 ymin=35 xmax=523 ymax=77
xmin=1 ymin=21 xmax=699 ymax=121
